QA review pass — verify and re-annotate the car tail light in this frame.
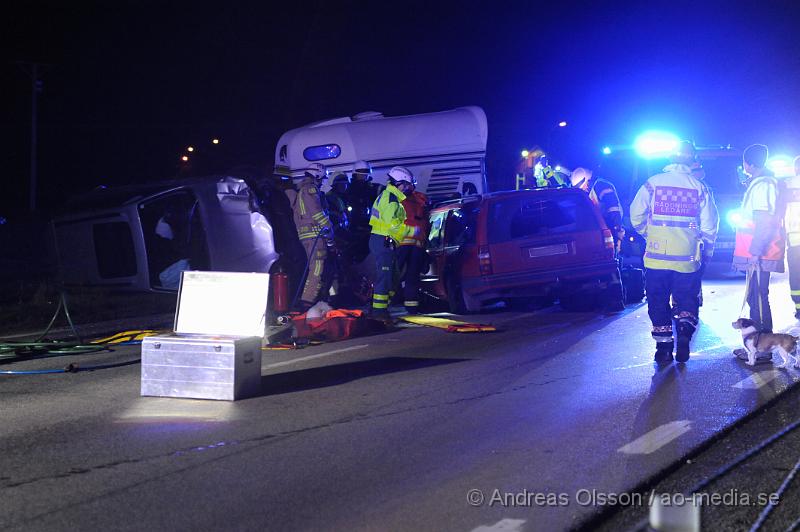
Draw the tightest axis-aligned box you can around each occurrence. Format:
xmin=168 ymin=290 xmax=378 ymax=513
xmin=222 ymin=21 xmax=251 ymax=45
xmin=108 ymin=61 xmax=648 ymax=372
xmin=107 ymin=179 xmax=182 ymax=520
xmin=478 ymin=246 xmax=492 ymax=275
xmin=602 ymin=229 xmax=615 ymax=249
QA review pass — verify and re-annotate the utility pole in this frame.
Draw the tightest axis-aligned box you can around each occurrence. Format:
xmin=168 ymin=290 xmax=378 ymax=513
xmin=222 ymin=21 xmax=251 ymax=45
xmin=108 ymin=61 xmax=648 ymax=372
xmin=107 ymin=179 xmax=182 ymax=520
xmin=17 ymin=62 xmax=48 ymax=212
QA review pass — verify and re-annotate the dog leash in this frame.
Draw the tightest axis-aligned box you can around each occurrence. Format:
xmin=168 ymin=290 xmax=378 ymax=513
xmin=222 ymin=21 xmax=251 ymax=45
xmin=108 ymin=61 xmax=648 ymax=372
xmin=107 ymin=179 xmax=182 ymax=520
xmin=740 ymin=261 xmax=764 ymax=322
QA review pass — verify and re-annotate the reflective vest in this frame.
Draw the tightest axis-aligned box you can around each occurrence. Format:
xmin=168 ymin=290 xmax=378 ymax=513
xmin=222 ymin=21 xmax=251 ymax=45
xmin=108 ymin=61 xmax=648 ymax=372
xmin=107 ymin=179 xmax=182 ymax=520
xmin=630 ymin=164 xmax=719 ymax=273
xmin=733 ymin=174 xmax=785 ymax=270
xmin=785 ymin=175 xmax=800 ymax=247
xmin=369 ymin=184 xmax=415 ymax=244
xmin=400 ymin=191 xmax=429 ymax=247
xmin=535 ymin=165 xmax=567 ymax=188
xmin=588 ymin=178 xmax=623 ymax=229
xmin=289 ymin=177 xmax=332 ymax=241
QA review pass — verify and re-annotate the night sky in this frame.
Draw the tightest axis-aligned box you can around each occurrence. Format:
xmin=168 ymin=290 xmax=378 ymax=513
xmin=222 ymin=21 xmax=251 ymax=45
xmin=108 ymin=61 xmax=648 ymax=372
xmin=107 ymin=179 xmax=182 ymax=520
xmin=2 ymin=0 xmax=800 ymax=218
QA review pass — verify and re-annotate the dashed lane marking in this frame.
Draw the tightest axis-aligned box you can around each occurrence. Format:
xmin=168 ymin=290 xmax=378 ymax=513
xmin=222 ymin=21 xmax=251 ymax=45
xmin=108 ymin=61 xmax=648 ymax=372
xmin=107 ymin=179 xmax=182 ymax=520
xmin=732 ymin=369 xmax=783 ymax=390
xmin=618 ymin=420 xmax=692 ymax=455
xmin=471 ymin=518 xmax=527 ymax=532
xmin=264 ymin=344 xmax=369 ymax=369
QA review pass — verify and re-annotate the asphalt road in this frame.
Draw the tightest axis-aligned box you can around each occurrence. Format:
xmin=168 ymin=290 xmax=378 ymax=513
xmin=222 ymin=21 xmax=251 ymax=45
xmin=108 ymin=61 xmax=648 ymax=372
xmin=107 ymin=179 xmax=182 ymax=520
xmin=1 ymin=268 xmax=799 ymax=532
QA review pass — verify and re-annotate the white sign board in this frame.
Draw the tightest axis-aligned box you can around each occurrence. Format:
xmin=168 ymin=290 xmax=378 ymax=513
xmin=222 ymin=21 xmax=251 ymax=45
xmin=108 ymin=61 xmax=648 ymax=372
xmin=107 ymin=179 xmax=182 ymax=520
xmin=174 ymin=271 xmax=270 ymax=337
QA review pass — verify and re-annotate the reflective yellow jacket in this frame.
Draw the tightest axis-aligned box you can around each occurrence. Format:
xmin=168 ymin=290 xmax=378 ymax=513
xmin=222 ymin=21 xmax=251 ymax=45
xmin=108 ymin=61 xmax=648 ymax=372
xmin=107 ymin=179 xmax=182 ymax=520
xmin=369 ymin=184 xmax=416 ymax=244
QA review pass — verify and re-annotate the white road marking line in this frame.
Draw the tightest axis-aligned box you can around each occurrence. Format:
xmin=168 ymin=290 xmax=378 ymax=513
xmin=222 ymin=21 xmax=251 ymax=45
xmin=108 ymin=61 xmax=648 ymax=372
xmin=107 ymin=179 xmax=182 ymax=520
xmin=732 ymin=369 xmax=782 ymax=390
xmin=471 ymin=518 xmax=527 ymax=532
xmin=618 ymin=421 xmax=692 ymax=455
xmin=264 ymin=344 xmax=369 ymax=369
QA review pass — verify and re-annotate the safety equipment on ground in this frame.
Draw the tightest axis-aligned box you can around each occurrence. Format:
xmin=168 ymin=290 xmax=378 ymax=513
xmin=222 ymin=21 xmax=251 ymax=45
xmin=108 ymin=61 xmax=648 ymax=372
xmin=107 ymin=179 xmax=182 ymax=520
xmin=630 ymin=163 xmax=719 ymax=273
xmin=570 ymin=167 xmax=592 ymax=189
xmin=400 ymin=315 xmax=497 ymax=333
xmin=387 ymin=166 xmax=415 ymax=185
xmin=272 ymin=267 xmax=289 ymax=315
xmin=670 ymin=140 xmax=697 ymax=164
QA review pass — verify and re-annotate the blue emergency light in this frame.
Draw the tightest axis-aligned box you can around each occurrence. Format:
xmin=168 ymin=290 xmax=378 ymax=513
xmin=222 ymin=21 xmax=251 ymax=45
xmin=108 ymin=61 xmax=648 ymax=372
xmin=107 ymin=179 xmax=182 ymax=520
xmin=634 ymin=131 xmax=680 ymax=159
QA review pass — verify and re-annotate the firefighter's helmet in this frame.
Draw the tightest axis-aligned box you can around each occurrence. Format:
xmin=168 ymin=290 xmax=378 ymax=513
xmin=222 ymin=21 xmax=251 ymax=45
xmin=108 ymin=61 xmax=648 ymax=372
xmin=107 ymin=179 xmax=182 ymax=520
xmin=570 ymin=167 xmax=592 ymax=189
xmin=302 ymin=162 xmax=327 ymax=180
xmin=387 ymin=166 xmax=415 ymax=186
xmin=352 ymin=160 xmax=372 ymax=181
xmin=671 ymin=140 xmax=697 ymax=165
xmin=331 ymin=173 xmax=349 ymax=186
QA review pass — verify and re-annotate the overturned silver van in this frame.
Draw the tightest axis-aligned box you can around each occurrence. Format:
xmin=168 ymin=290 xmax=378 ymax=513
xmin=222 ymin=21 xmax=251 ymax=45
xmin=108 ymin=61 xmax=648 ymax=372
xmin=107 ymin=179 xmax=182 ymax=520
xmin=51 ymin=176 xmax=278 ymax=292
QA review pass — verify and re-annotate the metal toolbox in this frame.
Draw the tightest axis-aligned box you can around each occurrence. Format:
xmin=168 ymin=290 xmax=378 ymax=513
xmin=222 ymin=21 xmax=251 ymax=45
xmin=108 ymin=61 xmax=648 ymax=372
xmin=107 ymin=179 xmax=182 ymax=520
xmin=140 ymin=271 xmax=269 ymax=401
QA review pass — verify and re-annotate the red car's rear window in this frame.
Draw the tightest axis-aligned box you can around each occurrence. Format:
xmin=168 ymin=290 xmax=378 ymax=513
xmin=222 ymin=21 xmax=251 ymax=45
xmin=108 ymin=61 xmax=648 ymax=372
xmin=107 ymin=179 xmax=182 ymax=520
xmin=487 ymin=194 xmax=599 ymax=243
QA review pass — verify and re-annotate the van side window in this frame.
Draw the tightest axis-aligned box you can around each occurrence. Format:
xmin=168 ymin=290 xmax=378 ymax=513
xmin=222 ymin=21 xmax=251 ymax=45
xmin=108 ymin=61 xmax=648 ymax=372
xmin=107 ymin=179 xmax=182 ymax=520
xmin=428 ymin=211 xmax=447 ymax=250
xmin=303 ymin=144 xmax=342 ymax=161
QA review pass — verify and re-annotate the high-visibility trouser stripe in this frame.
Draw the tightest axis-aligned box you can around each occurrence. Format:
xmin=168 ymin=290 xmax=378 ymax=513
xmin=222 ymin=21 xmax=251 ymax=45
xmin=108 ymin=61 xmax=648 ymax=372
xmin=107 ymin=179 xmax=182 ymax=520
xmin=312 ymin=212 xmax=328 ymax=222
xmin=373 ymin=294 xmax=389 ymax=301
xmin=791 ymin=290 xmax=800 ymax=296
xmin=405 ymin=301 xmax=419 ymax=307
xmin=796 ymin=303 xmax=800 ymax=309
xmin=644 ymin=252 xmax=696 ymax=262
xmin=372 ymin=302 xmax=388 ymax=309
xmin=649 ymin=220 xmax=697 ymax=228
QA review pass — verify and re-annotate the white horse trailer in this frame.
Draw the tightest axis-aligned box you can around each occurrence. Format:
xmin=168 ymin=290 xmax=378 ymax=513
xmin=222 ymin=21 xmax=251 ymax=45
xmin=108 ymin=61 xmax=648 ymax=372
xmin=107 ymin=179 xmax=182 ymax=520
xmin=274 ymin=106 xmax=488 ymax=201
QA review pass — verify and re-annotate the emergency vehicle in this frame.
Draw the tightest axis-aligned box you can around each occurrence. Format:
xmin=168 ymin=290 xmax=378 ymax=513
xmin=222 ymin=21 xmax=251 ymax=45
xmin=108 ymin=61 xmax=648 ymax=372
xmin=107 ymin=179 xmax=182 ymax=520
xmin=274 ymin=106 xmax=488 ymax=202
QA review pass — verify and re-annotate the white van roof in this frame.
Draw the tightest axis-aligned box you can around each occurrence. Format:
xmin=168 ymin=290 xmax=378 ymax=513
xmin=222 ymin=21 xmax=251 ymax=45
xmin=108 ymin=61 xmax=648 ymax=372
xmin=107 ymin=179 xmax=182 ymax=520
xmin=274 ymin=106 xmax=488 ymax=173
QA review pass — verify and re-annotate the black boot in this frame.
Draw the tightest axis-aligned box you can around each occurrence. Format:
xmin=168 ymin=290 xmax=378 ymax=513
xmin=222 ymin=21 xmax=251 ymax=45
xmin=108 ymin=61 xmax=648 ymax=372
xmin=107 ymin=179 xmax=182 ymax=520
xmin=654 ymin=342 xmax=674 ymax=365
xmin=675 ymin=323 xmax=695 ymax=363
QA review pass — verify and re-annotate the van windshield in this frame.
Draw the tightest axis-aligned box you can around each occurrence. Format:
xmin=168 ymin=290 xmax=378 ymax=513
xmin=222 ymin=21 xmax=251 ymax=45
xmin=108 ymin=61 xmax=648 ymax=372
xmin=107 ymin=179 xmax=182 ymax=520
xmin=488 ymin=194 xmax=598 ymax=243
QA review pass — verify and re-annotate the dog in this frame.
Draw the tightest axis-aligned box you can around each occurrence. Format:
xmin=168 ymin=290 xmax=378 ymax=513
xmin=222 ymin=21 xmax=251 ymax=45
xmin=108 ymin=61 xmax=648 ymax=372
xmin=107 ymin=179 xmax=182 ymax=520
xmin=731 ymin=318 xmax=799 ymax=368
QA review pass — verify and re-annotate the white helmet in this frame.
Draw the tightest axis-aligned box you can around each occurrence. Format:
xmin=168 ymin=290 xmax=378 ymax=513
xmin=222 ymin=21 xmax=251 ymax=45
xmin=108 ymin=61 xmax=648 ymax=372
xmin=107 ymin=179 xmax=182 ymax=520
xmin=387 ymin=166 xmax=415 ymax=185
xmin=302 ymin=162 xmax=327 ymax=180
xmin=570 ymin=167 xmax=592 ymax=188
xmin=352 ymin=160 xmax=371 ymax=175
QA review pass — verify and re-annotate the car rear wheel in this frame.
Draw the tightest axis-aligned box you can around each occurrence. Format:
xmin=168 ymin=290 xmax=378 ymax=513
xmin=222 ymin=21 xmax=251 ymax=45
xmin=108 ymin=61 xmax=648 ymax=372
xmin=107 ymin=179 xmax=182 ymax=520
xmin=446 ymin=275 xmax=480 ymax=314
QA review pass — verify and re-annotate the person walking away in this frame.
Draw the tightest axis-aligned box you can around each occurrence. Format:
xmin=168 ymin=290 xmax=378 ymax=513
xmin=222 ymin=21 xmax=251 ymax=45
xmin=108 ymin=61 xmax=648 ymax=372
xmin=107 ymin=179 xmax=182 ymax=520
xmin=786 ymin=156 xmax=800 ymax=322
xmin=396 ymin=173 xmax=429 ymax=314
xmin=368 ymin=166 xmax=416 ymax=320
xmin=286 ymin=162 xmax=333 ymax=312
xmin=732 ymin=144 xmax=786 ymax=362
xmin=630 ymin=141 xmax=719 ymax=364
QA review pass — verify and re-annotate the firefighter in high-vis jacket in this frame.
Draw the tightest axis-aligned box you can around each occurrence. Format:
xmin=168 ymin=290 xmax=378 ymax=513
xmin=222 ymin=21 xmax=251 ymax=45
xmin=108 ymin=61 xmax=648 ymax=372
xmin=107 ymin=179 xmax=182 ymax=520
xmin=787 ymin=156 xmax=800 ymax=321
xmin=396 ymin=175 xmax=429 ymax=314
xmin=534 ymin=155 xmax=568 ymax=188
xmin=368 ymin=166 xmax=417 ymax=320
xmin=630 ymin=141 xmax=719 ymax=364
xmin=287 ymin=162 xmax=333 ymax=311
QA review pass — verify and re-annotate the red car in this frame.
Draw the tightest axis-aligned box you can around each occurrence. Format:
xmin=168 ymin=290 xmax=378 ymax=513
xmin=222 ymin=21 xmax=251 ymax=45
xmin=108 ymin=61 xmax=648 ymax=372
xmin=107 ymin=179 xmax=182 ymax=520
xmin=421 ymin=188 xmax=624 ymax=313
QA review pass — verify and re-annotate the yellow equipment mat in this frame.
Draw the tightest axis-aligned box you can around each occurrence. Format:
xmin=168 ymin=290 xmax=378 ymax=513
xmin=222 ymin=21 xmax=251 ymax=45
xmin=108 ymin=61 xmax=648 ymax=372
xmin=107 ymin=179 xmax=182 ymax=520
xmin=91 ymin=330 xmax=165 ymax=344
xmin=399 ymin=315 xmax=497 ymax=333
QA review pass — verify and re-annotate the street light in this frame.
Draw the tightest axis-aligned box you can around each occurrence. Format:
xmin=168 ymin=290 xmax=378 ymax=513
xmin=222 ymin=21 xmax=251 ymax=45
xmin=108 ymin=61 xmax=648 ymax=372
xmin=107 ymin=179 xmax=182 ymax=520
xmin=558 ymin=121 xmax=567 ymax=128
xmin=547 ymin=120 xmax=568 ymax=153
xmin=181 ymin=155 xmax=189 ymax=162
xmin=521 ymin=149 xmax=530 ymax=158
xmin=602 ymin=146 xmax=612 ymax=155
xmin=212 ymin=138 xmax=220 ymax=145
xmin=187 ymin=146 xmax=194 ymax=152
